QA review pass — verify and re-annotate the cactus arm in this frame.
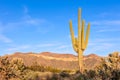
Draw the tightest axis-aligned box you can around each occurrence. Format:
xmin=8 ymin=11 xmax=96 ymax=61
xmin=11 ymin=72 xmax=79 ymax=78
xmin=75 ymin=37 xmax=78 ymax=47
xmin=69 ymin=20 xmax=77 ymax=52
xmin=69 ymin=8 xmax=90 ymax=73
xmin=78 ymin=8 xmax=81 ymax=49
xmin=81 ymin=20 xmax=85 ymax=50
xmin=85 ymin=23 xmax=90 ymax=48
xmin=75 ymin=37 xmax=78 ymax=53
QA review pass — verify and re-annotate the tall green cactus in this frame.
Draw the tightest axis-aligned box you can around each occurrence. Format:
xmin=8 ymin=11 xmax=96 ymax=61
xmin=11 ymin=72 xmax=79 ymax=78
xmin=69 ymin=8 xmax=90 ymax=73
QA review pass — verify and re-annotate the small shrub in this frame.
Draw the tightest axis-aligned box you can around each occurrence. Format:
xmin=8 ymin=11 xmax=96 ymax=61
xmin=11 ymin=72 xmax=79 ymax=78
xmin=60 ymin=70 xmax=70 ymax=78
xmin=29 ymin=62 xmax=61 ymax=73
xmin=23 ymin=71 xmax=40 ymax=80
xmin=96 ymin=52 xmax=120 ymax=80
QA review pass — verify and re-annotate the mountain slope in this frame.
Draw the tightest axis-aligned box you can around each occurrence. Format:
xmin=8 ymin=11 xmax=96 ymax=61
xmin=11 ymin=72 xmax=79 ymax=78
xmin=3 ymin=52 xmax=102 ymax=70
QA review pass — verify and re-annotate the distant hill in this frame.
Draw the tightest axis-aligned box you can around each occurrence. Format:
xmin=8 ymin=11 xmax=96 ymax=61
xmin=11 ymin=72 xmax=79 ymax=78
xmin=3 ymin=52 xmax=102 ymax=70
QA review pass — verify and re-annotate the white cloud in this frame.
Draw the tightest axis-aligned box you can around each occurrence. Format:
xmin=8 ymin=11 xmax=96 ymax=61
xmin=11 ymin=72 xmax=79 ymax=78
xmin=0 ymin=34 xmax=12 ymax=43
xmin=91 ymin=20 xmax=120 ymax=26
xmin=91 ymin=20 xmax=120 ymax=33
xmin=84 ymin=37 xmax=120 ymax=56
xmin=7 ymin=45 xmax=30 ymax=51
xmin=97 ymin=29 xmax=120 ymax=32
xmin=36 ymin=43 xmax=59 ymax=47
xmin=25 ymin=18 xmax=45 ymax=25
xmin=99 ymin=12 xmax=109 ymax=18
xmin=0 ymin=5 xmax=55 ymax=39
xmin=6 ymin=43 xmax=60 ymax=53
xmin=89 ymin=38 xmax=120 ymax=43
xmin=3 ymin=17 xmax=46 ymax=29
xmin=85 ymin=43 xmax=111 ymax=56
xmin=55 ymin=45 xmax=70 ymax=49
xmin=22 ymin=6 xmax=46 ymax=26
xmin=47 ymin=44 xmax=72 ymax=54
xmin=0 ymin=6 xmax=47 ymax=35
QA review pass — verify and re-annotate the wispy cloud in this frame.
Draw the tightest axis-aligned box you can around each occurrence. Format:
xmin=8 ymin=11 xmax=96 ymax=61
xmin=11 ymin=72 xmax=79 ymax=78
xmin=0 ymin=6 xmax=55 ymax=54
xmin=0 ymin=6 xmax=51 ymax=36
xmin=55 ymin=45 xmax=70 ymax=49
xmin=2 ymin=17 xmax=46 ymax=31
xmin=98 ymin=12 xmax=109 ymax=18
xmin=91 ymin=20 xmax=120 ymax=26
xmin=85 ymin=43 xmax=115 ymax=56
xmin=5 ymin=42 xmax=73 ymax=54
xmin=97 ymin=29 xmax=120 ymax=32
xmin=22 ymin=6 xmax=46 ymax=26
xmin=23 ymin=6 xmax=28 ymax=14
xmin=95 ymin=12 xmax=119 ymax=18
xmin=7 ymin=45 xmax=30 ymax=51
xmin=36 ymin=43 xmax=59 ymax=47
xmin=89 ymin=38 xmax=120 ymax=43
xmin=6 ymin=43 xmax=60 ymax=53
xmin=91 ymin=20 xmax=120 ymax=33
xmin=48 ymin=44 xmax=72 ymax=53
xmin=85 ymin=38 xmax=120 ymax=56
xmin=0 ymin=34 xmax=12 ymax=43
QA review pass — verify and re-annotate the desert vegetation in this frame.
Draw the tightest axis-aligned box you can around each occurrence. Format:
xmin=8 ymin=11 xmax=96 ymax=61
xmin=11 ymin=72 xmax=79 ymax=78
xmin=0 ymin=52 xmax=119 ymax=80
xmin=0 ymin=9 xmax=119 ymax=80
xmin=69 ymin=8 xmax=90 ymax=73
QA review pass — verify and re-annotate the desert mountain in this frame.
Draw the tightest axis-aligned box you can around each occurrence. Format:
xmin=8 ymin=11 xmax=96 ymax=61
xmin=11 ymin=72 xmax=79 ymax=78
xmin=3 ymin=52 xmax=102 ymax=70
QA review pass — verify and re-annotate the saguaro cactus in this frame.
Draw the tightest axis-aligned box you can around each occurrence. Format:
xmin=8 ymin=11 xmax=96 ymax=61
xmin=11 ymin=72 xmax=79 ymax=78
xmin=69 ymin=8 xmax=90 ymax=73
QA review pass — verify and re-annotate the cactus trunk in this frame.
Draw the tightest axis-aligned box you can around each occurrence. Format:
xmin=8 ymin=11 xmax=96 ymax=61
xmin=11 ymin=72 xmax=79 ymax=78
xmin=78 ymin=50 xmax=83 ymax=73
xmin=69 ymin=8 xmax=90 ymax=73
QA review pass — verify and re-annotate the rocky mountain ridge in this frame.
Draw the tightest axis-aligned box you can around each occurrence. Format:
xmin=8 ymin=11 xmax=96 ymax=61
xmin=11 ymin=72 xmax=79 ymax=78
xmin=3 ymin=52 xmax=102 ymax=70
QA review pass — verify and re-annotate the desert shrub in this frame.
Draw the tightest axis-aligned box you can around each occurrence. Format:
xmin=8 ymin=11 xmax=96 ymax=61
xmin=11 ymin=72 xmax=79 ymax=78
xmin=30 ymin=65 xmax=45 ymax=72
xmin=70 ymin=52 xmax=120 ymax=80
xmin=59 ymin=70 xmax=70 ymax=78
xmin=96 ymin=52 xmax=120 ymax=80
xmin=45 ymin=66 xmax=61 ymax=73
xmin=73 ymin=73 xmax=86 ymax=80
xmin=28 ymin=62 xmax=61 ymax=73
xmin=0 ymin=57 xmax=26 ymax=79
xmin=84 ymin=70 xmax=97 ymax=79
xmin=23 ymin=71 xmax=40 ymax=80
xmin=0 ymin=57 xmax=41 ymax=80
xmin=48 ymin=73 xmax=60 ymax=80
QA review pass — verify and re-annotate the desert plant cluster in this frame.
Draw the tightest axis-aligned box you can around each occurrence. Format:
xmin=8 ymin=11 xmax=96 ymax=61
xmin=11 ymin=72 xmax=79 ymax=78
xmin=0 ymin=9 xmax=120 ymax=80
xmin=0 ymin=52 xmax=119 ymax=80
xmin=0 ymin=57 xmax=39 ymax=80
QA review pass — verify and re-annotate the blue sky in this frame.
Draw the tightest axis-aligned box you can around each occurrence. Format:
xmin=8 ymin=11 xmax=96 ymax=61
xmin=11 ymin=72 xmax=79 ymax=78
xmin=0 ymin=0 xmax=120 ymax=56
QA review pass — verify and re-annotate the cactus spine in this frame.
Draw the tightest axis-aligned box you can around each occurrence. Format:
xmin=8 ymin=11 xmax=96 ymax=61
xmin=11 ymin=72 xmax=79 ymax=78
xmin=69 ymin=8 xmax=90 ymax=73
